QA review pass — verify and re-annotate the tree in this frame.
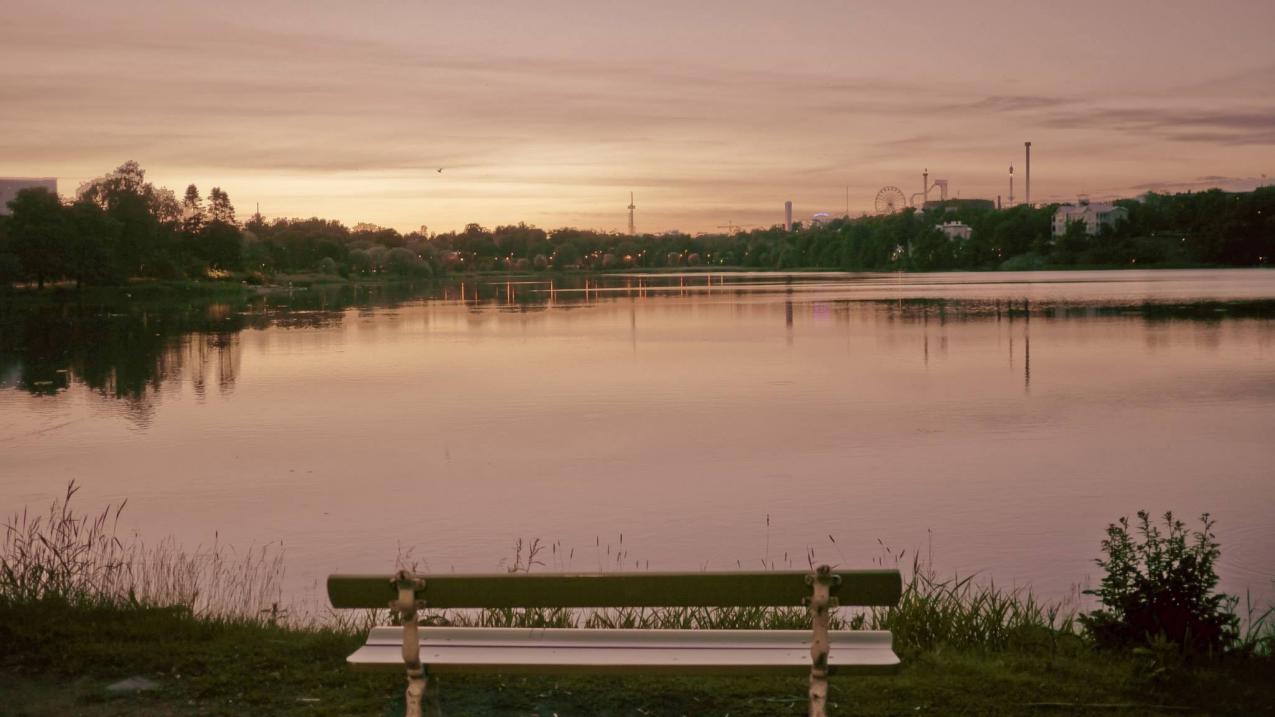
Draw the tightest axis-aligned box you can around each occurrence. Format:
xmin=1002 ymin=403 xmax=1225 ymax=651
xmin=208 ymin=187 xmax=235 ymax=224
xmin=907 ymin=226 xmax=956 ymax=271
xmin=385 ymin=247 xmax=430 ymax=276
xmin=201 ymin=220 xmax=243 ymax=271
xmin=551 ymin=242 xmax=581 ymax=269
xmin=0 ymin=216 xmax=23 ymax=286
xmin=7 ymin=187 xmax=68 ymax=289
xmin=181 ymin=184 xmax=205 ymax=235
xmin=65 ymin=200 xmax=119 ymax=288
xmin=1055 ymin=219 xmax=1090 ymax=264
xmin=77 ymin=161 xmax=179 ymax=277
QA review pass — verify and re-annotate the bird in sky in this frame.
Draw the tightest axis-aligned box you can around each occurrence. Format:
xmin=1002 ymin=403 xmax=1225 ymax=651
xmin=436 ymin=168 xmax=444 ymax=173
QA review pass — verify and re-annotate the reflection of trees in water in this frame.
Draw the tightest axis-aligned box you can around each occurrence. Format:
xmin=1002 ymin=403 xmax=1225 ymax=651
xmin=0 ymin=297 xmax=253 ymax=423
xmin=189 ymin=332 xmax=241 ymax=399
xmin=3 ymin=281 xmax=1273 ymax=417
xmin=0 ymin=284 xmax=425 ymax=412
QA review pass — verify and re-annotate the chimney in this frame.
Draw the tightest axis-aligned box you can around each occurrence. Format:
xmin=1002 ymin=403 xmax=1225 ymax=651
xmin=784 ymin=201 xmax=793 ymax=232
xmin=1024 ymin=142 xmax=1032 ymax=207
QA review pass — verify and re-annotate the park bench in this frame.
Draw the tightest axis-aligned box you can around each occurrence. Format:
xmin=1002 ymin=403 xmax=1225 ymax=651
xmin=328 ymin=565 xmax=902 ymax=717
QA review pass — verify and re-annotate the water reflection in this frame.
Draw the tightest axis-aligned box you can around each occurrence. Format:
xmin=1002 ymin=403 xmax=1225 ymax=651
xmin=2 ymin=269 xmax=1274 ymax=606
xmin=4 ymin=272 xmax=1275 ymax=419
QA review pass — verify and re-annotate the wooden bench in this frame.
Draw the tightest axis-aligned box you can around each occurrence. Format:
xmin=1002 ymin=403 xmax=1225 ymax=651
xmin=328 ymin=565 xmax=902 ymax=717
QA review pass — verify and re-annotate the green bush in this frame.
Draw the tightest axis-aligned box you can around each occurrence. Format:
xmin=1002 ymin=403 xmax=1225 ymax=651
xmin=1082 ymin=511 xmax=1238 ymax=655
xmin=316 ymin=257 xmax=339 ymax=275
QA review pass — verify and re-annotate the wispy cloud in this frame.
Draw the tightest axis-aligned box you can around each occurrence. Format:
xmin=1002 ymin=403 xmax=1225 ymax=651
xmin=958 ymin=96 xmax=1074 ymax=112
xmin=1040 ymin=106 xmax=1275 ymax=145
xmin=2 ymin=1 xmax=1272 ymax=231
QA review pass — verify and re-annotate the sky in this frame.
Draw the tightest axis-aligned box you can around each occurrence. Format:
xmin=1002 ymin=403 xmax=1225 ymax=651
xmin=2 ymin=0 xmax=1274 ymax=234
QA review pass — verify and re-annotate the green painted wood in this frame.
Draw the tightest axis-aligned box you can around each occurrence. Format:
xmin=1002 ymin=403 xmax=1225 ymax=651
xmin=327 ymin=570 xmax=901 ymax=609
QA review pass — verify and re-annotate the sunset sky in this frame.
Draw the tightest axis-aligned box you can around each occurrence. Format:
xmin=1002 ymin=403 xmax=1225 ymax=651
xmin=2 ymin=0 xmax=1273 ymax=234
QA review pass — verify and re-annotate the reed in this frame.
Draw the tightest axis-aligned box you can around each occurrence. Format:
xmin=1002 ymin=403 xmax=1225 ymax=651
xmin=0 ymin=482 xmax=284 ymax=624
xmin=6 ymin=488 xmax=1266 ymax=656
xmin=865 ymin=553 xmax=1078 ymax=653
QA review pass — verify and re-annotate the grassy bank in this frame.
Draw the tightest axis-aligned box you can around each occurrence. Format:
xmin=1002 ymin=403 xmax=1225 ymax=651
xmin=2 ymin=488 xmax=1272 ymax=715
xmin=4 ymin=599 xmax=1274 ymax=716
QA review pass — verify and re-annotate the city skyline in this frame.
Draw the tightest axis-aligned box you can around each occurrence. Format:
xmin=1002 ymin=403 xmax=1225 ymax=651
xmin=2 ymin=0 xmax=1273 ymax=233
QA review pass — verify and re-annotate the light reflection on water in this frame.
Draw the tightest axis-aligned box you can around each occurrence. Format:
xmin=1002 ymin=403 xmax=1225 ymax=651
xmin=1 ymin=269 xmax=1274 ymax=609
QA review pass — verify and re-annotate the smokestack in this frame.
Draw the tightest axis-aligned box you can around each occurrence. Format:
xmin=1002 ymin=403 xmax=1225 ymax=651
xmin=1024 ymin=142 xmax=1032 ymax=207
xmin=784 ymin=201 xmax=793 ymax=232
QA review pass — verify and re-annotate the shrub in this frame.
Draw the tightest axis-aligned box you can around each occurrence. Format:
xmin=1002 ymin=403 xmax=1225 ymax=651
xmin=1082 ymin=511 xmax=1238 ymax=655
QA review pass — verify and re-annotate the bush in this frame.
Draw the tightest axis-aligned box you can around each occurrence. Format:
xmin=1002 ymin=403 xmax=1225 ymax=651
xmin=1082 ymin=511 xmax=1238 ymax=655
xmin=316 ymin=257 xmax=339 ymax=275
xmin=384 ymin=247 xmax=432 ymax=277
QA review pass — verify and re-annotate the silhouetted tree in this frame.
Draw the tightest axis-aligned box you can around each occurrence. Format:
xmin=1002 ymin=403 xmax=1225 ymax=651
xmin=66 ymin=200 xmax=119 ymax=287
xmin=7 ymin=187 xmax=67 ymax=289
xmin=181 ymin=184 xmax=205 ymax=235
xmin=77 ymin=161 xmax=179 ymax=277
xmin=208 ymin=187 xmax=235 ymax=224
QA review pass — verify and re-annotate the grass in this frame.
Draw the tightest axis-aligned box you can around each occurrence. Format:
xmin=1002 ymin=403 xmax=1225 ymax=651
xmin=4 ymin=600 xmax=1274 ymax=716
xmin=1 ymin=483 xmax=286 ymax=622
xmin=3 ymin=486 xmax=1273 ymax=715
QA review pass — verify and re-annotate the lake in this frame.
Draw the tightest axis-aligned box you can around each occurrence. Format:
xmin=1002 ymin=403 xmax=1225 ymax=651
xmin=2 ymin=269 xmax=1273 ymax=611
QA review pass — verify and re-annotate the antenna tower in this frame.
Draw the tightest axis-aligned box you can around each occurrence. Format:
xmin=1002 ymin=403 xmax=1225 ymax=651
xmin=627 ymin=192 xmax=636 ymax=235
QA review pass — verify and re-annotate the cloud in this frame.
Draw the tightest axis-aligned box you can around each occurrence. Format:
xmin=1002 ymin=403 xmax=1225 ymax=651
xmin=958 ymin=96 xmax=1073 ymax=112
xmin=1128 ymin=176 xmax=1269 ymax=193
xmin=3 ymin=2 xmax=1272 ymax=231
xmin=1040 ymin=106 xmax=1275 ymax=145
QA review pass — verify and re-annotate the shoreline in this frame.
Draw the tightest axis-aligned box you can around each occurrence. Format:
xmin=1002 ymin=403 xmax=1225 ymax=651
xmin=1 ymin=262 xmax=1262 ymax=299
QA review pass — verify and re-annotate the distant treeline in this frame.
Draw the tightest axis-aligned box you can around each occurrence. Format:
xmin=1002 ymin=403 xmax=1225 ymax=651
xmin=2 ymin=161 xmax=1272 ymax=288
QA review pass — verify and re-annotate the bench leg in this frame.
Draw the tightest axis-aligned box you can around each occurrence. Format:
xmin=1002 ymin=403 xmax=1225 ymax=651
xmin=807 ymin=565 xmax=836 ymax=717
xmin=404 ymin=668 xmax=443 ymax=717
xmin=808 ymin=673 xmax=828 ymax=717
xmin=405 ymin=666 xmax=426 ymax=717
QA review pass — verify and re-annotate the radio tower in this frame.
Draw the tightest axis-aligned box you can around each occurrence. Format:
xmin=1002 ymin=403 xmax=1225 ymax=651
xmin=1008 ymin=163 xmax=1015 ymax=206
xmin=627 ymin=192 xmax=636 ymax=235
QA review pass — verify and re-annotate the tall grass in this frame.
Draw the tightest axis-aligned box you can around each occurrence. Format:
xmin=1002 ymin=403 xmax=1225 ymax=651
xmin=7 ymin=487 xmax=1267 ymax=656
xmin=412 ymin=536 xmax=1080 ymax=653
xmin=1 ymin=482 xmax=285 ymax=623
xmin=867 ymin=553 xmax=1078 ymax=653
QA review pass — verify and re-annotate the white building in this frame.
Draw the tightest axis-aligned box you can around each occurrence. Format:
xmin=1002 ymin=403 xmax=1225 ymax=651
xmin=937 ymin=221 xmax=972 ymax=241
xmin=0 ymin=178 xmax=58 ymax=215
xmin=1053 ymin=198 xmax=1128 ymax=236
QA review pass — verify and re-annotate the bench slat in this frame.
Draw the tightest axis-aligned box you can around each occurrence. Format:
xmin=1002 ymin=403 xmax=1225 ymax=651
xmin=347 ymin=627 xmax=899 ymax=675
xmin=327 ymin=570 xmax=901 ymax=609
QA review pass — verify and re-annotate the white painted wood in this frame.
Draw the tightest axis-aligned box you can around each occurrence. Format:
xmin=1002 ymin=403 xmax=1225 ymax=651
xmin=347 ymin=627 xmax=899 ymax=675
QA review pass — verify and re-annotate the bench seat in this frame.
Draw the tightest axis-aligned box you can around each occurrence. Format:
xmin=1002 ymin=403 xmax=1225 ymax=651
xmin=348 ymin=626 xmax=900 ymax=675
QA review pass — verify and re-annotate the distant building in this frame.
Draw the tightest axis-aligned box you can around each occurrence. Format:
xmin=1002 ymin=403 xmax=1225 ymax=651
xmin=922 ymin=198 xmax=995 ymax=213
xmin=1053 ymin=198 xmax=1128 ymax=236
xmin=937 ymin=221 xmax=972 ymax=241
xmin=0 ymin=177 xmax=58 ymax=215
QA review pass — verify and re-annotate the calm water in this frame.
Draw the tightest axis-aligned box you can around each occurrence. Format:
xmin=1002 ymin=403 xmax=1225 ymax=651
xmin=2 ymin=269 xmax=1274 ymax=609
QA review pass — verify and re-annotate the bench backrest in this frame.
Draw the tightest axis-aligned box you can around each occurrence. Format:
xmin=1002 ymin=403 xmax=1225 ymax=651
xmin=328 ymin=570 xmax=902 ymax=609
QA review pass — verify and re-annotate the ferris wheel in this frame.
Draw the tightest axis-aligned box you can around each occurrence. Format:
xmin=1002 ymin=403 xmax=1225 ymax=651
xmin=874 ymin=186 xmax=908 ymax=214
